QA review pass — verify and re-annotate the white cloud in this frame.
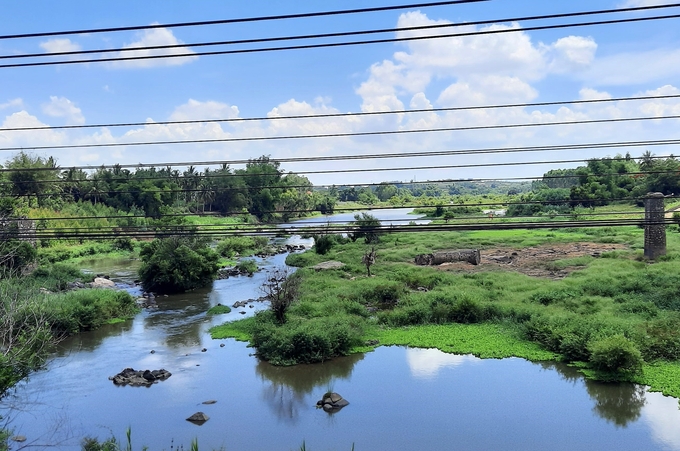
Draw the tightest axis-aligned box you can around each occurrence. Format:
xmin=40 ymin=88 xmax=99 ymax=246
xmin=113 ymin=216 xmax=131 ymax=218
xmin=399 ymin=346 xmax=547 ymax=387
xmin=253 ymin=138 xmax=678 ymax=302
xmin=0 ymin=111 xmax=66 ymax=149
xmin=41 ymin=96 xmax=85 ymax=124
xmin=546 ymin=36 xmax=597 ymax=73
xmin=39 ymin=38 xmax=81 ymax=54
xmin=0 ymin=98 xmax=23 ymax=110
xmin=579 ymin=88 xmax=612 ymax=100
xmin=582 ymin=48 xmax=680 ymax=86
xmin=170 ymin=99 xmax=239 ymax=121
xmin=619 ymin=0 xmax=677 ymax=6
xmin=107 ymin=26 xmax=198 ymax=69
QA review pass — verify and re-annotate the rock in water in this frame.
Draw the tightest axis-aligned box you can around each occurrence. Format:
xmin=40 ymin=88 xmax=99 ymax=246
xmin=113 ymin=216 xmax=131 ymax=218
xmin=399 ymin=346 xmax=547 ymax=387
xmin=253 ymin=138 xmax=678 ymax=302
xmin=186 ymin=412 xmax=210 ymax=424
xmin=202 ymin=400 xmax=217 ymax=405
xmin=91 ymin=277 xmax=116 ymax=288
xmin=111 ymin=368 xmax=171 ymax=386
xmin=316 ymin=392 xmax=349 ymax=413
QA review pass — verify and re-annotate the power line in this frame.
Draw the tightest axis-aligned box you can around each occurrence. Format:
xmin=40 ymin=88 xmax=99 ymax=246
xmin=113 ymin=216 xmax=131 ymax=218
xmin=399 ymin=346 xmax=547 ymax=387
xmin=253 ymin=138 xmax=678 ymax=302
xmin=0 ymin=0 xmax=486 ymax=41
xmin=2 ymin=165 xmax=670 ymax=187
xmin=4 ymin=13 xmax=680 ymax=69
xmin=3 ymin=218 xmax=670 ymax=241
xmin=14 ymin=210 xmax=651 ymax=233
xmin=1 ymin=140 xmax=676 ymax=173
xmin=3 ymin=93 xmax=680 ymax=133
xmin=2 ymin=114 xmax=680 ymax=153
xmin=7 ymin=194 xmax=678 ymax=223
xmin=2 ymin=169 xmax=678 ymax=194
xmin=4 ymin=3 xmax=678 ymax=63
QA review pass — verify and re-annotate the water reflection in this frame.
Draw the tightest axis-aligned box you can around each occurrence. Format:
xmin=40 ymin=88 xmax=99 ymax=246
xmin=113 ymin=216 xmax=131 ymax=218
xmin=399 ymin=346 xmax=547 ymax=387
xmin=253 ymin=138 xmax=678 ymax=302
xmin=405 ymin=348 xmax=478 ymax=379
xmin=540 ymin=361 xmax=646 ymax=427
xmin=255 ymin=353 xmax=364 ymax=422
xmin=54 ymin=321 xmax=134 ymax=357
xmin=143 ymin=288 xmax=213 ymax=349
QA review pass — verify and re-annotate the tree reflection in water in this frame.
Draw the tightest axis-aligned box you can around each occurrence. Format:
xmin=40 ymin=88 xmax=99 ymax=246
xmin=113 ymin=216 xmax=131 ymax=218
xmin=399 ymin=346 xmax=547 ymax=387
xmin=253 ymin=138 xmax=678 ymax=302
xmin=255 ymin=353 xmax=364 ymax=423
xmin=539 ymin=361 xmax=646 ymax=427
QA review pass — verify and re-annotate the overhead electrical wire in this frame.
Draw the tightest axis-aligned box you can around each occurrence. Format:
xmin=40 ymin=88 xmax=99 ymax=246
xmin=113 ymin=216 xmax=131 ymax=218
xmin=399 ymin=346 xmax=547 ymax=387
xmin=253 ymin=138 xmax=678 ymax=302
xmin=4 ymin=194 xmax=676 ymax=224
xmin=3 ymin=3 xmax=679 ymax=64
xmin=0 ymin=1 xmax=487 ymax=41
xmin=0 ymin=140 xmax=676 ymax=174
xmin=3 ymin=219 xmax=673 ymax=241
xmin=2 ymin=114 xmax=680 ymax=153
xmin=2 ymin=93 xmax=680 ymax=133
xmin=2 ymin=169 xmax=678 ymax=196
xmin=1 ymin=166 xmax=672 ymax=188
xmin=4 ymin=12 xmax=680 ymax=69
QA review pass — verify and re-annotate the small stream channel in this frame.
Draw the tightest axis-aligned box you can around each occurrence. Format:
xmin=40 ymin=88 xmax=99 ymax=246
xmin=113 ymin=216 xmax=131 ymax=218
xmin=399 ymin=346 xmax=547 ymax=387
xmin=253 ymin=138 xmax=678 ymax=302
xmin=3 ymin=210 xmax=680 ymax=450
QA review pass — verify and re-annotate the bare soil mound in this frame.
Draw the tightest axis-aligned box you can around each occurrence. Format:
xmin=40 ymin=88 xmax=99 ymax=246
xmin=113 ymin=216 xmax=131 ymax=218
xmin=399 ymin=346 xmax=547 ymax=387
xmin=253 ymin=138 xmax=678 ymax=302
xmin=437 ymin=242 xmax=628 ymax=279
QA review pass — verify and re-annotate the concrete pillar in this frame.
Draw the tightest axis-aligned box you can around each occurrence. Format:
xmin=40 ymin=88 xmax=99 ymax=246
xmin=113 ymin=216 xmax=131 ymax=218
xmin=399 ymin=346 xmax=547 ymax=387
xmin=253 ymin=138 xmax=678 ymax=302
xmin=644 ymin=192 xmax=666 ymax=259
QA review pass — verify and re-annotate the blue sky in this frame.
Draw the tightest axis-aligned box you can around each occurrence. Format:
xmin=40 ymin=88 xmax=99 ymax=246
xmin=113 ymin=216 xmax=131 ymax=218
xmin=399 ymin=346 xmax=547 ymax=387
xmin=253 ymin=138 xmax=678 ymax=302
xmin=1 ymin=0 xmax=679 ymax=184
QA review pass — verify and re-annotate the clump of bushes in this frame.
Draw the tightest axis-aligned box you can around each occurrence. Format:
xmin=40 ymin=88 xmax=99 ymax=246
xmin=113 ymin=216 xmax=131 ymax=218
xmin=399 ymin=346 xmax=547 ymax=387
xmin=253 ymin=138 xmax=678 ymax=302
xmin=313 ymin=234 xmax=347 ymax=255
xmin=589 ymin=335 xmax=643 ymax=374
xmin=216 ymin=236 xmax=269 ymax=258
xmin=29 ymin=263 xmax=94 ymax=291
xmin=139 ymin=236 xmax=219 ymax=294
xmin=250 ymin=311 xmax=363 ymax=365
xmin=236 ymin=259 xmax=258 ymax=275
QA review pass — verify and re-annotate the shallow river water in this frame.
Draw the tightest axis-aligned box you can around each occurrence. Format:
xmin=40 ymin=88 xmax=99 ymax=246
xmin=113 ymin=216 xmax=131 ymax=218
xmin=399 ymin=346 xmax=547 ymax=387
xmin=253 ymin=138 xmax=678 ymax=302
xmin=3 ymin=211 xmax=680 ymax=450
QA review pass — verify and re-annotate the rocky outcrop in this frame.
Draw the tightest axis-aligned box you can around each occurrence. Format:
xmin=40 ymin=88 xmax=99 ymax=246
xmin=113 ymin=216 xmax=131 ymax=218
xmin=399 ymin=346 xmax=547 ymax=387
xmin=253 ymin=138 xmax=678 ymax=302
xmin=186 ymin=412 xmax=210 ymax=424
xmin=415 ymin=249 xmax=481 ymax=266
xmin=316 ymin=392 xmax=349 ymax=413
xmin=90 ymin=277 xmax=117 ymax=288
xmin=231 ymin=297 xmax=267 ymax=309
xmin=110 ymin=368 xmax=172 ymax=386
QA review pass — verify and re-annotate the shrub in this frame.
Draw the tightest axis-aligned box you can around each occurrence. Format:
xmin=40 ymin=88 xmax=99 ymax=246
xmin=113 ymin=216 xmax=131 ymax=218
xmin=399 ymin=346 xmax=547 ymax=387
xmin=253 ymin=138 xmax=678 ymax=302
xmin=641 ymin=317 xmax=680 ymax=361
xmin=251 ymin=312 xmax=362 ymax=365
xmin=450 ymin=297 xmax=485 ymax=324
xmin=313 ymin=234 xmax=336 ymax=255
xmin=138 ymin=236 xmax=219 ymax=294
xmin=362 ymin=282 xmax=405 ymax=306
xmin=589 ymin=335 xmax=643 ymax=374
xmin=112 ymin=237 xmax=135 ymax=252
xmin=236 ymin=259 xmax=258 ymax=275
xmin=350 ymin=213 xmax=382 ymax=244
xmin=30 ymin=263 xmax=92 ymax=291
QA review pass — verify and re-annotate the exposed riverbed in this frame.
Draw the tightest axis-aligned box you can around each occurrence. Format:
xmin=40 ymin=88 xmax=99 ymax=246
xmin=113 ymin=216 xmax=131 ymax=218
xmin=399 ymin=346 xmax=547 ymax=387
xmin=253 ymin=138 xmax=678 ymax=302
xmin=3 ymin=210 xmax=680 ymax=450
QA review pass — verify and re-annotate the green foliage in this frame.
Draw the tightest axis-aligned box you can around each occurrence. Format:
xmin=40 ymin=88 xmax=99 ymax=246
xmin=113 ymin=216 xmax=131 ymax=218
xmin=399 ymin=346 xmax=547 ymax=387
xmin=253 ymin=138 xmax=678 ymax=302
xmin=236 ymin=259 xmax=258 ymax=275
xmin=47 ymin=290 xmax=138 ymax=334
xmin=207 ymin=304 xmax=231 ymax=315
xmin=29 ymin=263 xmax=94 ymax=291
xmin=313 ymin=234 xmax=337 ymax=255
xmin=589 ymin=335 xmax=643 ymax=374
xmin=139 ymin=236 xmax=219 ymax=294
xmin=350 ymin=212 xmax=382 ymax=244
xmin=250 ymin=311 xmax=363 ymax=365
xmin=216 ymin=236 xmax=268 ymax=257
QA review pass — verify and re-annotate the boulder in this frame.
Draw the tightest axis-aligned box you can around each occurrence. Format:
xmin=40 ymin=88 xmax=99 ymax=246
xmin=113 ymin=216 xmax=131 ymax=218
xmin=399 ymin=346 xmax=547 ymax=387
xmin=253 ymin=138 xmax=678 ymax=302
xmin=91 ymin=277 xmax=116 ymax=289
xmin=202 ymin=400 xmax=217 ymax=405
xmin=11 ymin=436 xmax=27 ymax=443
xmin=111 ymin=368 xmax=171 ymax=386
xmin=316 ymin=392 xmax=349 ymax=413
xmin=186 ymin=412 xmax=210 ymax=424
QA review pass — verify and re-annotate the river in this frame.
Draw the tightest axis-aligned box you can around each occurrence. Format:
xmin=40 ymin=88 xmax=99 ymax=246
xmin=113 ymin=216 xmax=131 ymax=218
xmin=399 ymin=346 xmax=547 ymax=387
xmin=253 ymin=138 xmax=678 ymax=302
xmin=3 ymin=210 xmax=680 ymax=450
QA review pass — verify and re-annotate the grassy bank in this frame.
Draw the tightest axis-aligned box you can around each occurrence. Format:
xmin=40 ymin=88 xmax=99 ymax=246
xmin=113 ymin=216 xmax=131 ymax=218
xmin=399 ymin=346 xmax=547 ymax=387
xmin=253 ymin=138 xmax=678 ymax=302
xmin=1 ymin=265 xmax=138 ymax=397
xmin=211 ymin=226 xmax=680 ymax=398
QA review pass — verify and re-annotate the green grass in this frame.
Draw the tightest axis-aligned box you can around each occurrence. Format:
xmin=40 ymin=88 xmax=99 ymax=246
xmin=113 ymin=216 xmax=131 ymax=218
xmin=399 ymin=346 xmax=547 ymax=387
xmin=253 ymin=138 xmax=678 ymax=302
xmin=368 ymin=323 xmax=557 ymax=361
xmin=212 ymin=226 xmax=680 ymax=397
xmin=207 ymin=304 xmax=231 ymax=315
xmin=210 ymin=316 xmax=255 ymax=341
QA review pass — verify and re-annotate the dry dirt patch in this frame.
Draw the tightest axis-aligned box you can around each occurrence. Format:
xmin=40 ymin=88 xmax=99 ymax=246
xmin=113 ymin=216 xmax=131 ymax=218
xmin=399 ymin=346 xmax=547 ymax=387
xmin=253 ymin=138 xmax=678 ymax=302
xmin=437 ymin=242 xmax=628 ymax=279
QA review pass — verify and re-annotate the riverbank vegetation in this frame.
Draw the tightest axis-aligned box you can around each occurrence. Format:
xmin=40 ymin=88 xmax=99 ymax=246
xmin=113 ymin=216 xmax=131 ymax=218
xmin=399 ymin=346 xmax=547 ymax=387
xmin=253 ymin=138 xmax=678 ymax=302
xmin=1 ymin=264 xmax=137 ymax=397
xmin=212 ymin=225 xmax=680 ymax=398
